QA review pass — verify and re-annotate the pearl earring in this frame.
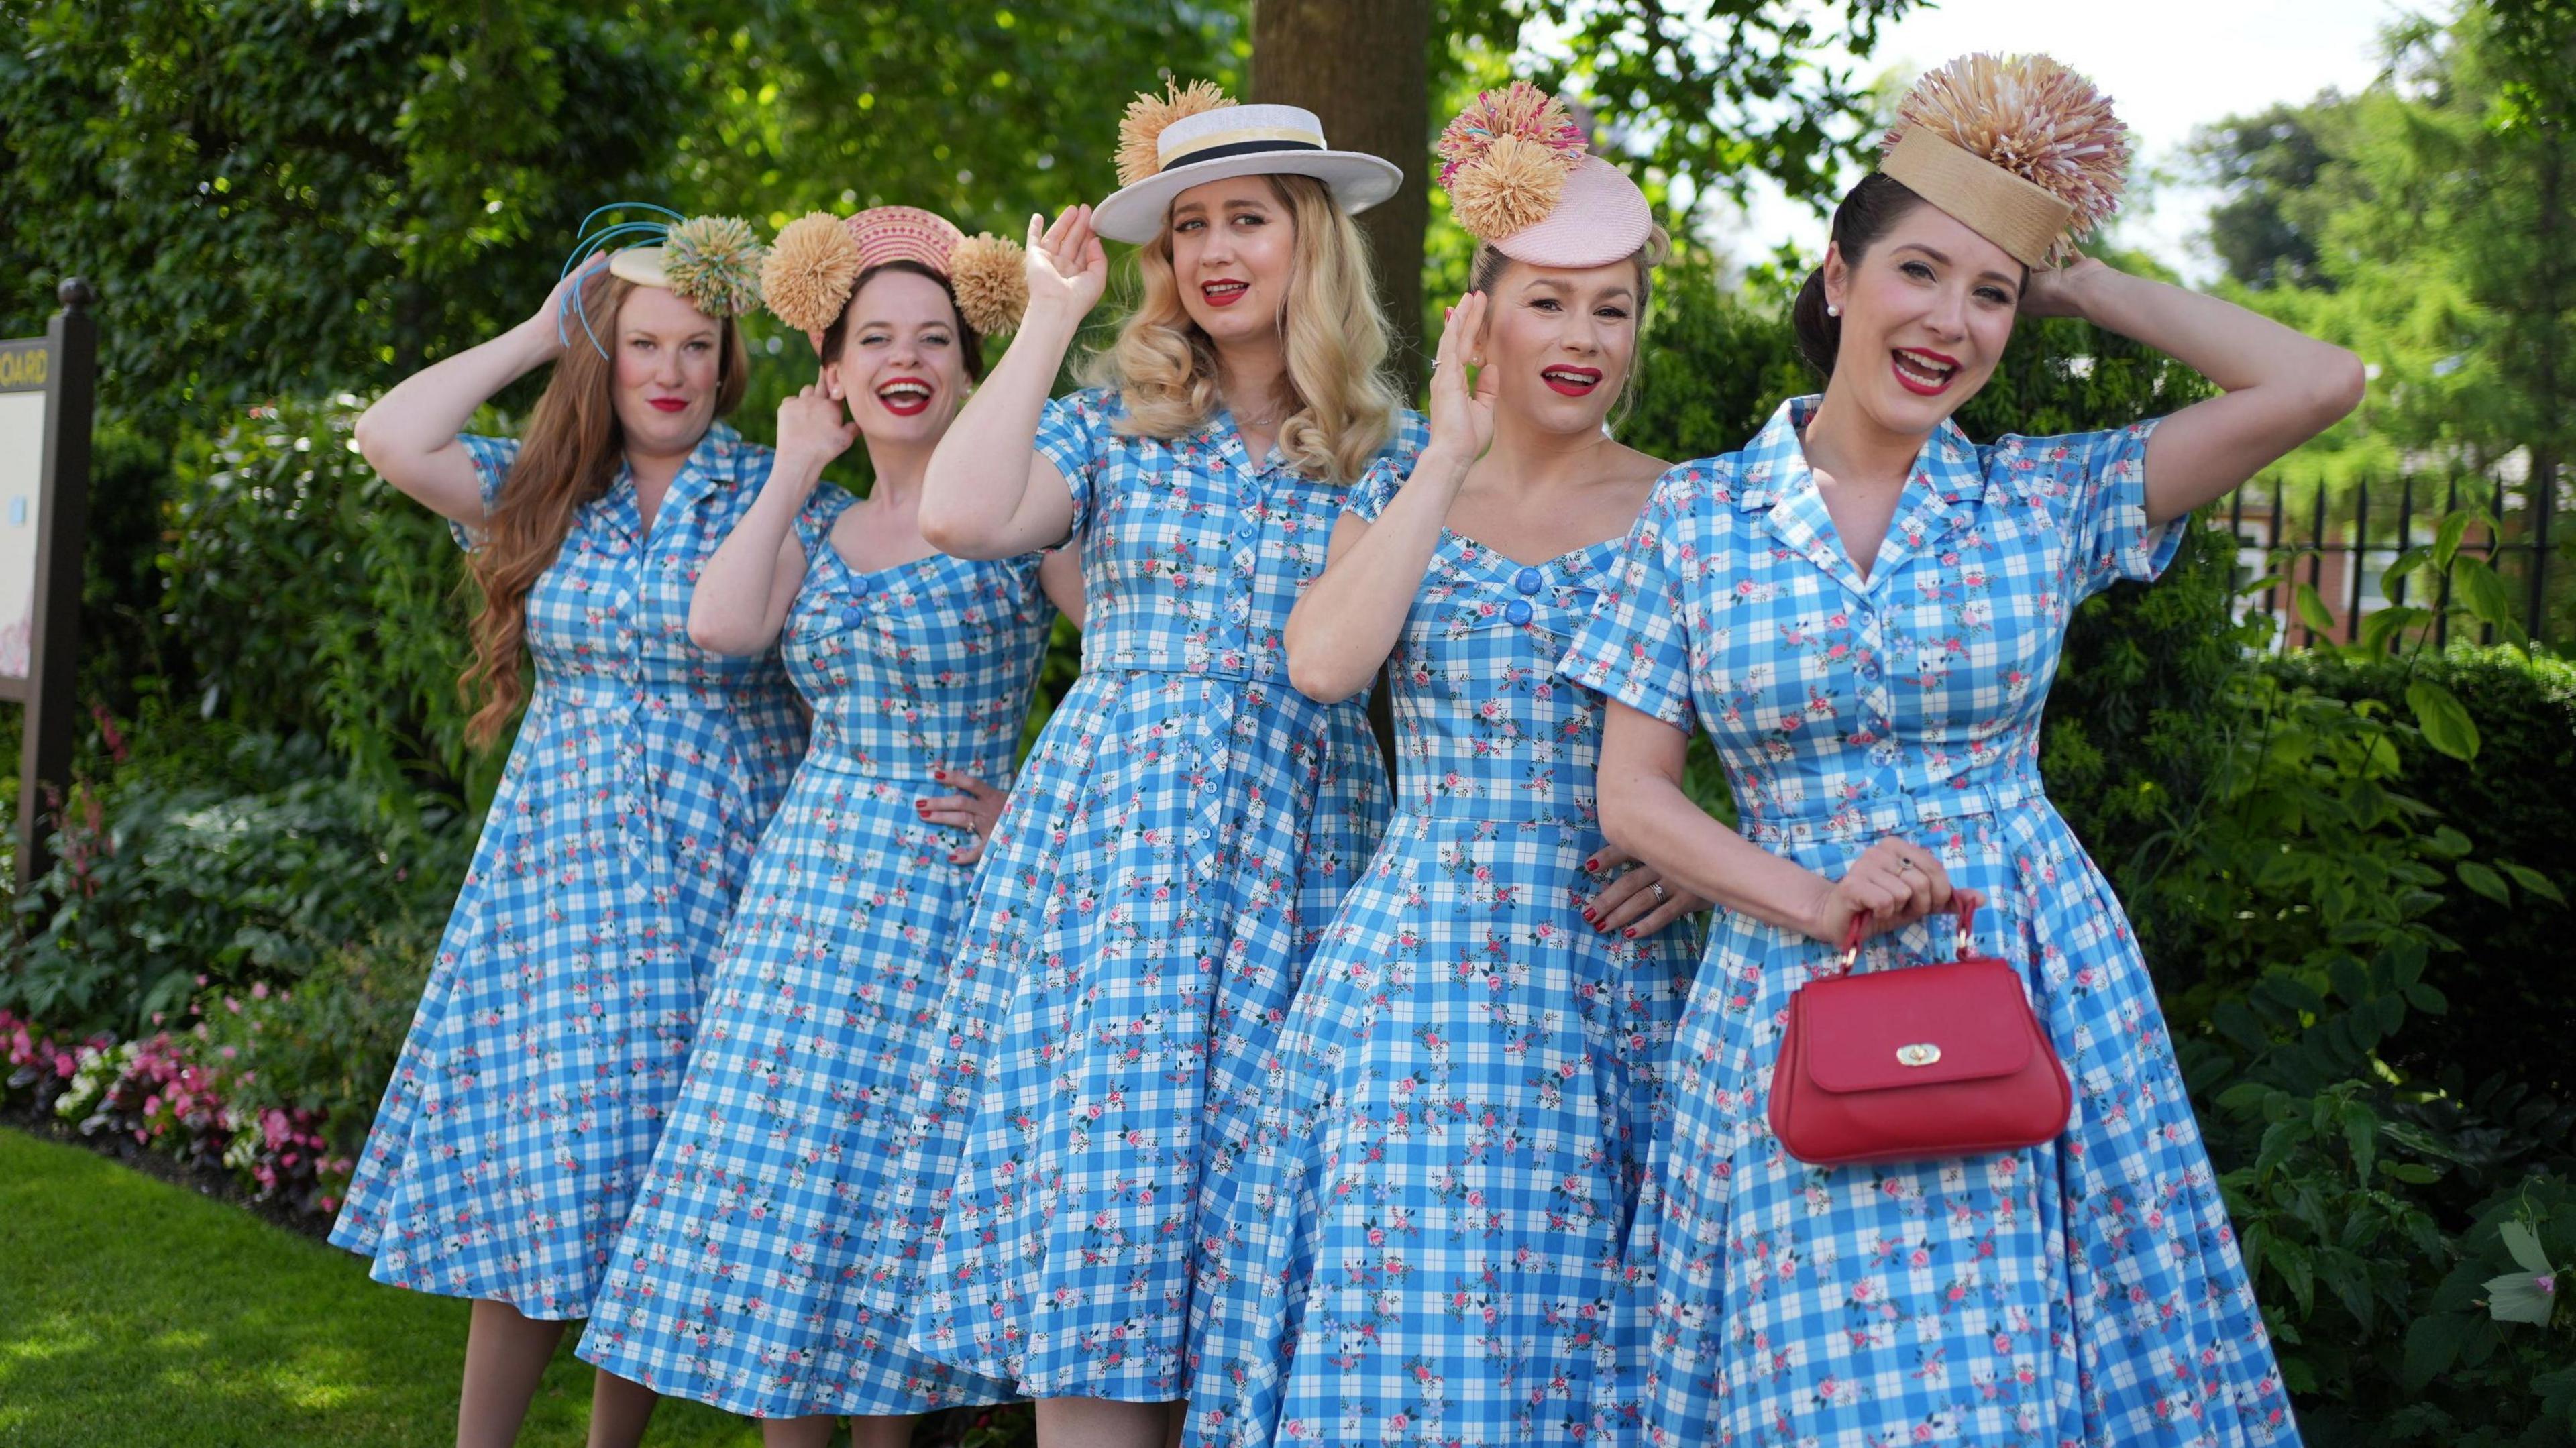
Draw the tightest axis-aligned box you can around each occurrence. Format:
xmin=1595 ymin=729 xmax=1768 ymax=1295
xmin=1826 ymin=304 xmax=1841 ymax=318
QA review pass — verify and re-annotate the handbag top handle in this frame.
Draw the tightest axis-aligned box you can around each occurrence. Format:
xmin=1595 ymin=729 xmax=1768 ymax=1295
xmin=1839 ymin=889 xmax=1989 ymax=974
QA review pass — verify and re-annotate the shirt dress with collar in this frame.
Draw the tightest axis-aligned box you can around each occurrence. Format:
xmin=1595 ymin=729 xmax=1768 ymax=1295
xmin=330 ymin=422 xmax=814 ymax=1319
xmin=1189 ymin=457 xmax=1701 ymax=1448
xmin=898 ymin=386 xmax=1428 ymax=1400
xmin=578 ymin=483 xmax=1057 ymax=1414
xmin=1558 ymin=397 xmax=2298 ymax=1447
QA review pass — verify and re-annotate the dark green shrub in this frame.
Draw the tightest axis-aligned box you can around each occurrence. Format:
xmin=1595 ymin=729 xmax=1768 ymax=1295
xmin=6 ymin=729 xmax=470 ymax=1036
xmin=2263 ymin=647 xmax=2575 ymax=1096
xmin=158 ymin=396 xmax=500 ymax=816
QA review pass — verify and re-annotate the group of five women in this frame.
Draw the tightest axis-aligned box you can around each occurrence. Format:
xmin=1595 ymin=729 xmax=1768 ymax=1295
xmin=334 ymin=54 xmax=2362 ymax=1448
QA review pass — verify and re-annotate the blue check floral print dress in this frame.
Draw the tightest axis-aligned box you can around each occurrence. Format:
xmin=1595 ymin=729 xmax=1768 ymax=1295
xmin=332 ymin=424 xmax=810 ymax=1319
xmin=1558 ymin=398 xmax=2298 ymax=1447
xmin=576 ymin=488 xmax=1055 ymax=1416
xmin=1189 ymin=461 xmax=1701 ymax=1448
xmin=895 ymin=388 xmax=1426 ymax=1400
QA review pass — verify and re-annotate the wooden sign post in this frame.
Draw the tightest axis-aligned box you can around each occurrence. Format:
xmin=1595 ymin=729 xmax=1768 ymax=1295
xmin=0 ymin=279 xmax=98 ymax=892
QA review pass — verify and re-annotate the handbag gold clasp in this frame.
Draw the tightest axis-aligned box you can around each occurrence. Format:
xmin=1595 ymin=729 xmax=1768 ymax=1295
xmin=1896 ymin=1042 xmax=1943 ymax=1067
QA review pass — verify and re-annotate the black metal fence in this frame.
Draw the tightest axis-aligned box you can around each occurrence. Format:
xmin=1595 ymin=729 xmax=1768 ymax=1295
xmin=2222 ymin=471 xmax=2569 ymax=650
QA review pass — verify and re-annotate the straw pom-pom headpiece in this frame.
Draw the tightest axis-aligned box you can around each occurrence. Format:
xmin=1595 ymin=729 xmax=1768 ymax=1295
xmin=1117 ymin=78 xmax=1236 ymax=188
xmin=947 ymin=233 xmax=1029 ymax=336
xmin=761 ymin=211 xmax=864 ymax=336
xmin=1879 ymin=53 xmax=2129 ymax=266
xmin=660 ymin=215 xmax=766 ymax=318
xmin=1436 ymin=82 xmax=1587 ymax=243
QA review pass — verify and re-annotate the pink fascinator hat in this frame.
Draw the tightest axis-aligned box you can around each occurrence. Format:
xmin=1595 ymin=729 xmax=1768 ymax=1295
xmin=1436 ymin=83 xmax=1652 ymax=268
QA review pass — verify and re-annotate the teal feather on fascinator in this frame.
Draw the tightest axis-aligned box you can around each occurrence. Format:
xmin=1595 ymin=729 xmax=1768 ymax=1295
xmin=553 ymin=203 xmax=766 ymax=358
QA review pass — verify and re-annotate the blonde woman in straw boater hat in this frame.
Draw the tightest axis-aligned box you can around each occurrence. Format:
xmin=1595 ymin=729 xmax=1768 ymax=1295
xmin=904 ymin=82 xmax=1425 ymax=1446
xmin=1179 ymin=82 xmax=1710 ymax=1448
xmin=1560 ymin=55 xmax=2359 ymax=1445
xmin=572 ymin=207 xmax=1083 ymax=1447
xmin=331 ymin=207 xmax=810 ymax=1447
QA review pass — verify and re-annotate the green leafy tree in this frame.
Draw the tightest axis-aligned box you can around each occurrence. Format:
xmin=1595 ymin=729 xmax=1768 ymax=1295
xmin=0 ymin=1 xmax=684 ymax=425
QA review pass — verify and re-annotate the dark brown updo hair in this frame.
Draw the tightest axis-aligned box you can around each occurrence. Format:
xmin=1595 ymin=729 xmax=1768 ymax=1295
xmin=822 ymin=260 xmax=987 ymax=379
xmin=1791 ymin=171 xmax=1934 ymax=377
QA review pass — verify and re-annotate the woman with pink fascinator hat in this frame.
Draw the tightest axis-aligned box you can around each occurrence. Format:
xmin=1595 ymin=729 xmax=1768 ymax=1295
xmin=1561 ymin=53 xmax=2357 ymax=1446
xmin=573 ymin=204 xmax=1080 ymax=1448
xmin=1183 ymin=82 xmax=1705 ymax=1448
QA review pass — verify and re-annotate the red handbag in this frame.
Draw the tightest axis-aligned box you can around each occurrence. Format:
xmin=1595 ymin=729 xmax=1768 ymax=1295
xmin=1766 ymin=894 xmax=2072 ymax=1167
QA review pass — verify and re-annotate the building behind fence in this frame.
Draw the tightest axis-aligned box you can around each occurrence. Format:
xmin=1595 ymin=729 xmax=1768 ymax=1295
xmin=2224 ymin=471 xmax=2571 ymax=650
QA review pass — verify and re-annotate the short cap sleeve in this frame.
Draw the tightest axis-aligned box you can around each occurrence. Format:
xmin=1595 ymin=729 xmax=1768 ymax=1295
xmin=793 ymin=482 xmax=860 ymax=559
xmin=1990 ymin=417 xmax=2181 ymax=601
xmin=1343 ymin=455 xmax=1407 ymax=523
xmin=445 ymin=433 xmax=522 ymax=551
xmin=1032 ymin=388 xmax=1118 ymax=541
xmin=1557 ymin=463 xmax=1705 ymax=731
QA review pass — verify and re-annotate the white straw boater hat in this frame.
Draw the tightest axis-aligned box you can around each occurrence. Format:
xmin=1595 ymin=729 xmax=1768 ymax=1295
xmin=1090 ymin=80 xmax=1404 ymax=243
xmin=1876 ymin=54 xmax=2131 ymax=269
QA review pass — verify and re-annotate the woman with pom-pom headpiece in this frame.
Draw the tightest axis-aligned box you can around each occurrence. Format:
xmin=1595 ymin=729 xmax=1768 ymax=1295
xmin=1182 ymin=80 xmax=1707 ymax=1448
xmin=1560 ymin=54 xmax=2354 ymax=1445
xmin=898 ymin=78 xmax=1426 ymax=1445
xmin=327 ymin=205 xmax=816 ymax=1447
xmin=570 ymin=205 xmax=1082 ymax=1447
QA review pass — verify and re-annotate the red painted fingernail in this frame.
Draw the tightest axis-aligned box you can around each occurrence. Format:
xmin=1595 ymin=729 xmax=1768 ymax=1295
xmin=1623 ymin=927 xmax=1637 ymax=938
xmin=1582 ymin=857 xmax=1598 ymax=871
xmin=933 ymin=769 xmax=947 ymax=780
xmin=914 ymin=801 xmax=928 ymax=814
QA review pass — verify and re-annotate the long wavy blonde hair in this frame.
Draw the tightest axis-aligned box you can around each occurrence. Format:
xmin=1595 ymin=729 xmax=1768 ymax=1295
xmin=1082 ymin=172 xmax=1399 ymax=484
xmin=461 ymin=269 xmax=748 ymax=747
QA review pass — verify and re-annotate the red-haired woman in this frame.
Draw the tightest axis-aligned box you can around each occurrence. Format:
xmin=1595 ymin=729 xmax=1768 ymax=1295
xmin=331 ymin=217 xmax=817 ymax=1448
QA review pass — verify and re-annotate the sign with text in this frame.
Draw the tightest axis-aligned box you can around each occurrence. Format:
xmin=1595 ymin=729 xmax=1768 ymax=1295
xmin=4 ymin=280 xmax=97 ymax=891
xmin=0 ymin=336 xmax=50 ymax=681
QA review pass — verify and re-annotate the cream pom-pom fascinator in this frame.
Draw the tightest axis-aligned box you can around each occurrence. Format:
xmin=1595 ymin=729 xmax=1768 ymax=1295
xmin=759 ymin=205 xmax=1029 ymax=348
xmin=1876 ymin=54 xmax=2131 ymax=269
xmin=1436 ymin=81 xmax=1652 ymax=268
xmin=555 ymin=202 xmax=765 ymax=355
xmin=1089 ymin=80 xmax=1403 ymax=244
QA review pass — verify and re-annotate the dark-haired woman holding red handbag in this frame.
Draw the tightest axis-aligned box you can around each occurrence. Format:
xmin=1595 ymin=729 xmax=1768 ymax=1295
xmin=1560 ymin=55 xmax=2360 ymax=1448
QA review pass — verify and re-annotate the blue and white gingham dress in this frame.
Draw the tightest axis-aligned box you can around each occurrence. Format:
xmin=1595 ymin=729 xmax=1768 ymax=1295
xmin=576 ymin=488 xmax=1054 ymax=1415
xmin=1189 ymin=459 xmax=1701 ymax=1448
xmin=896 ymin=388 xmax=1426 ymax=1400
xmin=331 ymin=424 xmax=809 ymax=1319
xmin=1558 ymin=397 xmax=2299 ymax=1447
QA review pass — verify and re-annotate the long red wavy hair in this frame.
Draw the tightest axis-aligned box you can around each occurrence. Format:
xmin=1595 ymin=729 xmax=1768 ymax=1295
xmin=460 ymin=269 xmax=749 ymax=746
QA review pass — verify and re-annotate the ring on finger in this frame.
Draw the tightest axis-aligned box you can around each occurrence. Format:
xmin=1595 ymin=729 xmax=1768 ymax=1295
xmin=1650 ymin=881 xmax=1666 ymax=903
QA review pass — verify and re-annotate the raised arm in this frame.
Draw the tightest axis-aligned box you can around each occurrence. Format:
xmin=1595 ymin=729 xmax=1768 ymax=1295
xmin=690 ymin=380 xmax=855 ymax=656
xmin=920 ymin=205 xmax=1108 ymax=559
xmin=1285 ymin=290 xmax=1495 ymax=704
xmin=353 ymin=260 xmax=597 ymax=525
xmin=1595 ymin=702 xmax=1957 ymax=945
xmin=2023 ymin=258 xmax=2366 ymax=526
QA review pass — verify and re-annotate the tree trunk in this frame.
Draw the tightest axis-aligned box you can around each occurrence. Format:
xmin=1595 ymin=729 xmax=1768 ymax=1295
xmin=1250 ymin=0 xmax=1432 ymax=787
xmin=1250 ymin=0 xmax=1433 ymax=397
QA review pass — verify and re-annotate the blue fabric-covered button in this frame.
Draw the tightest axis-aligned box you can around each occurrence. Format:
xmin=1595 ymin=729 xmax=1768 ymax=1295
xmin=1505 ymin=598 xmax=1534 ymax=626
xmin=1514 ymin=566 xmax=1544 ymax=595
xmin=845 ymin=574 xmax=868 ymax=597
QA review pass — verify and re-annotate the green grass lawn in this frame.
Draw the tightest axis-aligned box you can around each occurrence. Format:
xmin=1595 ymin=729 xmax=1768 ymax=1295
xmin=0 ymin=1127 xmax=764 ymax=1447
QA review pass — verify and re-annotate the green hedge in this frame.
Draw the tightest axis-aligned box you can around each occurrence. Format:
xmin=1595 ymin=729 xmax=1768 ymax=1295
xmin=2263 ymin=647 xmax=2576 ymax=1097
